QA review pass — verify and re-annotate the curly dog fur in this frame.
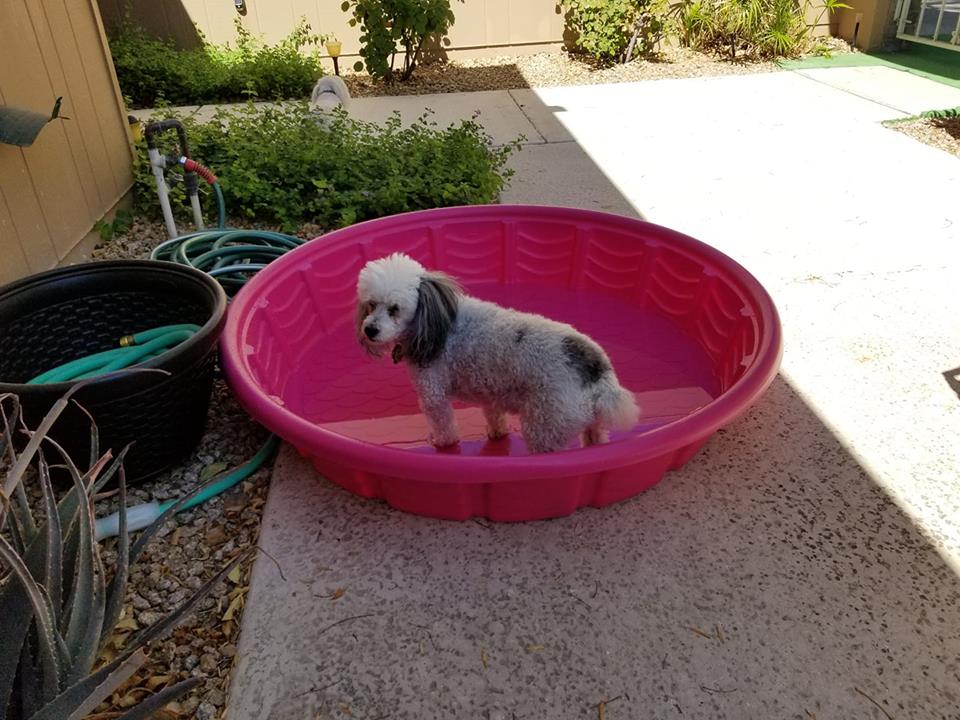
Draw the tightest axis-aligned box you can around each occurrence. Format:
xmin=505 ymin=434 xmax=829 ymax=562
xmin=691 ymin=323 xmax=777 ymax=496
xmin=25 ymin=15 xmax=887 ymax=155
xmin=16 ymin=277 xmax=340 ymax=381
xmin=356 ymin=253 xmax=639 ymax=453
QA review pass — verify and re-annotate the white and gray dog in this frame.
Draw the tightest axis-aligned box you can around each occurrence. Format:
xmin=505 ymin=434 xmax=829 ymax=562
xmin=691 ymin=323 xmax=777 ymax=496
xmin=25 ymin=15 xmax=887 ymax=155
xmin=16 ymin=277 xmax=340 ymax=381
xmin=356 ymin=253 xmax=639 ymax=453
xmin=308 ymin=76 xmax=351 ymax=117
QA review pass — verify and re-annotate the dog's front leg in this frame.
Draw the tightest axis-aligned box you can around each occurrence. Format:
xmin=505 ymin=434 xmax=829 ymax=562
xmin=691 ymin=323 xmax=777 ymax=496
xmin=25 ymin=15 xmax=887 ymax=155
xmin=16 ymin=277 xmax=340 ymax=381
xmin=423 ymin=398 xmax=459 ymax=448
xmin=415 ymin=373 xmax=459 ymax=448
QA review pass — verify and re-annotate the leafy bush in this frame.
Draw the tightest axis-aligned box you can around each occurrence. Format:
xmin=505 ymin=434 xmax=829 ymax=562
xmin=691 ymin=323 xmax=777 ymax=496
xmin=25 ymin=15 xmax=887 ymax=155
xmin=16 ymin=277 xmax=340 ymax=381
xmin=675 ymin=0 xmax=850 ymax=59
xmin=341 ymin=0 xmax=459 ymax=81
xmin=562 ymin=0 xmax=670 ymax=63
xmin=109 ymin=18 xmax=325 ymax=108
xmin=0 ymin=389 xmax=248 ymax=719
xmin=93 ymin=208 xmax=133 ymax=242
xmin=134 ymin=103 xmax=519 ymax=231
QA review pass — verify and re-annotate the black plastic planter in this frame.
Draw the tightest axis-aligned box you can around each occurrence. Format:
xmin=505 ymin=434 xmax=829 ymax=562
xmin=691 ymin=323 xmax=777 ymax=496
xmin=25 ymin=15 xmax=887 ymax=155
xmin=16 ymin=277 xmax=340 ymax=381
xmin=0 ymin=260 xmax=228 ymax=483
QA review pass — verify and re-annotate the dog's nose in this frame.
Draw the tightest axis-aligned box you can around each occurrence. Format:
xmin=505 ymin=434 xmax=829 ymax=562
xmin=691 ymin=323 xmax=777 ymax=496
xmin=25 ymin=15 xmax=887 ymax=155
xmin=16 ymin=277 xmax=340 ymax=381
xmin=364 ymin=325 xmax=379 ymax=340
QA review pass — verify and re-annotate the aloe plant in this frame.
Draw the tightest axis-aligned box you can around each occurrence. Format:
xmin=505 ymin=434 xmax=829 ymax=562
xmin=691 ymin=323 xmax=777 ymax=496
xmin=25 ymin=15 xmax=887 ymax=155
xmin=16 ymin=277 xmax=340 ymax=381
xmin=0 ymin=387 xmax=249 ymax=719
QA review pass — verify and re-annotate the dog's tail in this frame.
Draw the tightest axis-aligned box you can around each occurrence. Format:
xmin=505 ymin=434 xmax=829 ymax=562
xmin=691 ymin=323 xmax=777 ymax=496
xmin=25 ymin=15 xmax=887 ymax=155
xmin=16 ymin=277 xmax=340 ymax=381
xmin=595 ymin=376 xmax=640 ymax=432
xmin=310 ymin=75 xmax=351 ymax=108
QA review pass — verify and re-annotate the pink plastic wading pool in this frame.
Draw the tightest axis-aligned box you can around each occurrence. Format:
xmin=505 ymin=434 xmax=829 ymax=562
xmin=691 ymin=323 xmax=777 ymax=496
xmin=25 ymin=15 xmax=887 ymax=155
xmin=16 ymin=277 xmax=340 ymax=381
xmin=222 ymin=206 xmax=782 ymax=521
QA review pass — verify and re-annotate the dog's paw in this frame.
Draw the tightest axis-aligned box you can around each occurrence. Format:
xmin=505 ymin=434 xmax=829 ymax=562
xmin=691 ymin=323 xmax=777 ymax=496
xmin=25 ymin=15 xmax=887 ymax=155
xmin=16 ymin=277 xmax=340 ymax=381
xmin=484 ymin=410 xmax=509 ymax=440
xmin=486 ymin=423 xmax=510 ymax=440
xmin=428 ymin=430 xmax=460 ymax=448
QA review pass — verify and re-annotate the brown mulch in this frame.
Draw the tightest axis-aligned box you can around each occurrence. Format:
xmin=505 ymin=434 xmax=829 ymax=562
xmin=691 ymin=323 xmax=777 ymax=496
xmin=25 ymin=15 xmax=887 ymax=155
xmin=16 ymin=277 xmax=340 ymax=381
xmin=341 ymin=47 xmax=784 ymax=98
xmin=888 ymin=117 xmax=960 ymax=158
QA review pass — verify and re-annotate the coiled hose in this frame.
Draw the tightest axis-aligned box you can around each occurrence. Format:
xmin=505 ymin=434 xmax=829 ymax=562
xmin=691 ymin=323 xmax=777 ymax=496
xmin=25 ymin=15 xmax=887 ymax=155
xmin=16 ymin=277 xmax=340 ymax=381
xmin=149 ymin=180 xmax=304 ymax=296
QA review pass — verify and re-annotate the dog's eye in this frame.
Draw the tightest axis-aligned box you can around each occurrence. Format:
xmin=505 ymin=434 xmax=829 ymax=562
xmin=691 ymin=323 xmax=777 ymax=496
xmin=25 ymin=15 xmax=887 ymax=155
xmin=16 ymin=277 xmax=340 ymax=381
xmin=388 ymin=304 xmax=399 ymax=318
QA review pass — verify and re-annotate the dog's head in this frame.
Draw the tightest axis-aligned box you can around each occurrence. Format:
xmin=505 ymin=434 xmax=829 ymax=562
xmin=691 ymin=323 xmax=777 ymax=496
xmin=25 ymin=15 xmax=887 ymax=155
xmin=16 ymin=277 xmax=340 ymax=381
xmin=356 ymin=253 xmax=461 ymax=366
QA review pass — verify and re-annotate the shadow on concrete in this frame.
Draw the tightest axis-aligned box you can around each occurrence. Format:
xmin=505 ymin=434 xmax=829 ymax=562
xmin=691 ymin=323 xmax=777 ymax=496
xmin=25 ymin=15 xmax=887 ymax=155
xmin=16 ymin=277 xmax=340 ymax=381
xmin=944 ymin=366 xmax=960 ymax=401
xmin=931 ymin=116 xmax=960 ymax=140
xmin=229 ymin=372 xmax=960 ymax=719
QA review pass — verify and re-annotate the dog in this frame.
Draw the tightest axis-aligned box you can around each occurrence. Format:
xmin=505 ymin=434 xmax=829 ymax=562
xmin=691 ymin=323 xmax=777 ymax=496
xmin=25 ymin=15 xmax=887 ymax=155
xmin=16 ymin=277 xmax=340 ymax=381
xmin=356 ymin=253 xmax=640 ymax=453
xmin=308 ymin=76 xmax=351 ymax=118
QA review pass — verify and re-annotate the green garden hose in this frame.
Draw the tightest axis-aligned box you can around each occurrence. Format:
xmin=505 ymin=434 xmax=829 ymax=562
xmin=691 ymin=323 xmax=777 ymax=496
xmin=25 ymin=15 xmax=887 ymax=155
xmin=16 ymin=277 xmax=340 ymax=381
xmin=35 ymin=318 xmax=281 ymax=541
xmin=27 ymin=324 xmax=200 ymax=384
xmin=149 ymin=182 xmax=304 ymax=296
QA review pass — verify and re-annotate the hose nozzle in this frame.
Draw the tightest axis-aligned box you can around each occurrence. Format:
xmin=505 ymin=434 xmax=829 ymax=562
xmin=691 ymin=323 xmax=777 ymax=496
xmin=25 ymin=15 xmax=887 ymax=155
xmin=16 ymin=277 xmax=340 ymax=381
xmin=179 ymin=156 xmax=219 ymax=185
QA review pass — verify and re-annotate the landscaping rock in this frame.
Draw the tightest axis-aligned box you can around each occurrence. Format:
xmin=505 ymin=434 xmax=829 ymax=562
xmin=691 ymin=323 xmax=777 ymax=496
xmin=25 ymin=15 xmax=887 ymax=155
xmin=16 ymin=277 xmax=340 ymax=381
xmin=200 ymin=653 xmax=219 ymax=673
xmin=196 ymin=701 xmax=218 ymax=720
xmin=342 ymin=47 xmax=785 ymax=98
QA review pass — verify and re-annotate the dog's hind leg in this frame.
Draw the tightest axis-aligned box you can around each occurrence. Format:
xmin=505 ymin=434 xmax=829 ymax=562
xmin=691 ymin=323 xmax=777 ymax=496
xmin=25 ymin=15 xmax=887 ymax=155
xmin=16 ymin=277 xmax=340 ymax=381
xmin=520 ymin=403 xmax=582 ymax=453
xmin=582 ymin=422 xmax=609 ymax=448
xmin=483 ymin=405 xmax=509 ymax=440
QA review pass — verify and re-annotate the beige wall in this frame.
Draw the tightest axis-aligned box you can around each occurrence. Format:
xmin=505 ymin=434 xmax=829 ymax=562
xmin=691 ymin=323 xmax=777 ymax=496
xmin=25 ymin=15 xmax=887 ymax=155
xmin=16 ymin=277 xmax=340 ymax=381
xmin=836 ymin=0 xmax=896 ymax=50
xmin=95 ymin=0 xmax=567 ymax=58
xmin=0 ymin=0 xmax=133 ymax=285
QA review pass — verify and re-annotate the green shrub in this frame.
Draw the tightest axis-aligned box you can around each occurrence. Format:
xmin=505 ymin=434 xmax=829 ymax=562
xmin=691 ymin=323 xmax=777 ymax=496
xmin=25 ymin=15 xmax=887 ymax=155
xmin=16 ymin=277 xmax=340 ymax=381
xmin=675 ymin=0 xmax=850 ymax=59
xmin=109 ymin=18 xmax=325 ymax=108
xmin=134 ymin=103 xmax=519 ymax=231
xmin=341 ymin=0 xmax=459 ymax=81
xmin=562 ymin=0 xmax=670 ymax=63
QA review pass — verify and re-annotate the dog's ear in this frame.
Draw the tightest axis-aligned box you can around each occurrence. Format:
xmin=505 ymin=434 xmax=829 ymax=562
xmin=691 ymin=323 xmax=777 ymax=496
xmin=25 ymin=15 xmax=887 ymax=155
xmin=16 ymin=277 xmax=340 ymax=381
xmin=356 ymin=299 xmax=382 ymax=358
xmin=405 ymin=272 xmax=461 ymax=367
xmin=355 ymin=299 xmax=367 ymax=342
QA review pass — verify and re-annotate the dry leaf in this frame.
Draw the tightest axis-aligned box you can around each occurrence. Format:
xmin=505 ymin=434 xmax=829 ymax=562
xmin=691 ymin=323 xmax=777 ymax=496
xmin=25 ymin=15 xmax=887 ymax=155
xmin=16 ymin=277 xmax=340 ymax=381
xmin=480 ymin=648 xmax=489 ymax=669
xmin=223 ymin=594 xmax=244 ymax=622
xmin=339 ymin=704 xmax=353 ymax=717
xmin=228 ymin=564 xmax=243 ymax=584
xmin=598 ymin=700 xmax=607 ymax=720
xmin=118 ymin=690 xmax=145 ymax=708
xmin=224 ymin=491 xmax=248 ymax=515
xmin=205 ymin=525 xmax=228 ymax=546
xmin=332 ymin=588 xmax=346 ymax=601
xmin=151 ymin=710 xmax=180 ymax=720
xmin=115 ymin=616 xmax=139 ymax=631
xmin=146 ymin=674 xmax=172 ymax=691
xmin=526 ymin=644 xmax=544 ymax=652
xmin=200 ymin=462 xmax=228 ymax=482
xmin=222 ymin=620 xmax=235 ymax=637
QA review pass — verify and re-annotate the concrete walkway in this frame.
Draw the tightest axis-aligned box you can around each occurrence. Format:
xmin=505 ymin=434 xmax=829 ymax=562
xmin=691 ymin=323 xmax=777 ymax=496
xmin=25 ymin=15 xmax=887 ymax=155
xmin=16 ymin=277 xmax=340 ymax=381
xmin=227 ymin=67 xmax=960 ymax=720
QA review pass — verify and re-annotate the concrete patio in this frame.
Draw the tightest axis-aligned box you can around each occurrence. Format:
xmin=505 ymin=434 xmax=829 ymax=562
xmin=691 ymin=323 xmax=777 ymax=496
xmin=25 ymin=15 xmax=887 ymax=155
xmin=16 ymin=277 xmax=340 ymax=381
xmin=227 ymin=66 xmax=960 ymax=719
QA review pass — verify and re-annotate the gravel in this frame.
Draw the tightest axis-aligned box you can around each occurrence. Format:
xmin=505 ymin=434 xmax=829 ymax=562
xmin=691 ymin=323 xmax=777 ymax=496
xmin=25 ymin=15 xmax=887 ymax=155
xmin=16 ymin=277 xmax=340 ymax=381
xmin=91 ymin=375 xmax=271 ymax=719
xmin=89 ymin=217 xmax=304 ymax=719
xmin=340 ymin=45 xmax=856 ymax=98
xmin=888 ymin=116 xmax=960 ymax=158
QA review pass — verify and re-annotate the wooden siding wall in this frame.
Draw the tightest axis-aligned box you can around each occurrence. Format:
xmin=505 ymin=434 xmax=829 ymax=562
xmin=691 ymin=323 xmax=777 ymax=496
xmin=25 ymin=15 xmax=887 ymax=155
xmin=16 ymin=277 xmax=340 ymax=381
xmin=0 ymin=0 xmax=133 ymax=285
xmin=95 ymin=0 xmax=567 ymax=57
